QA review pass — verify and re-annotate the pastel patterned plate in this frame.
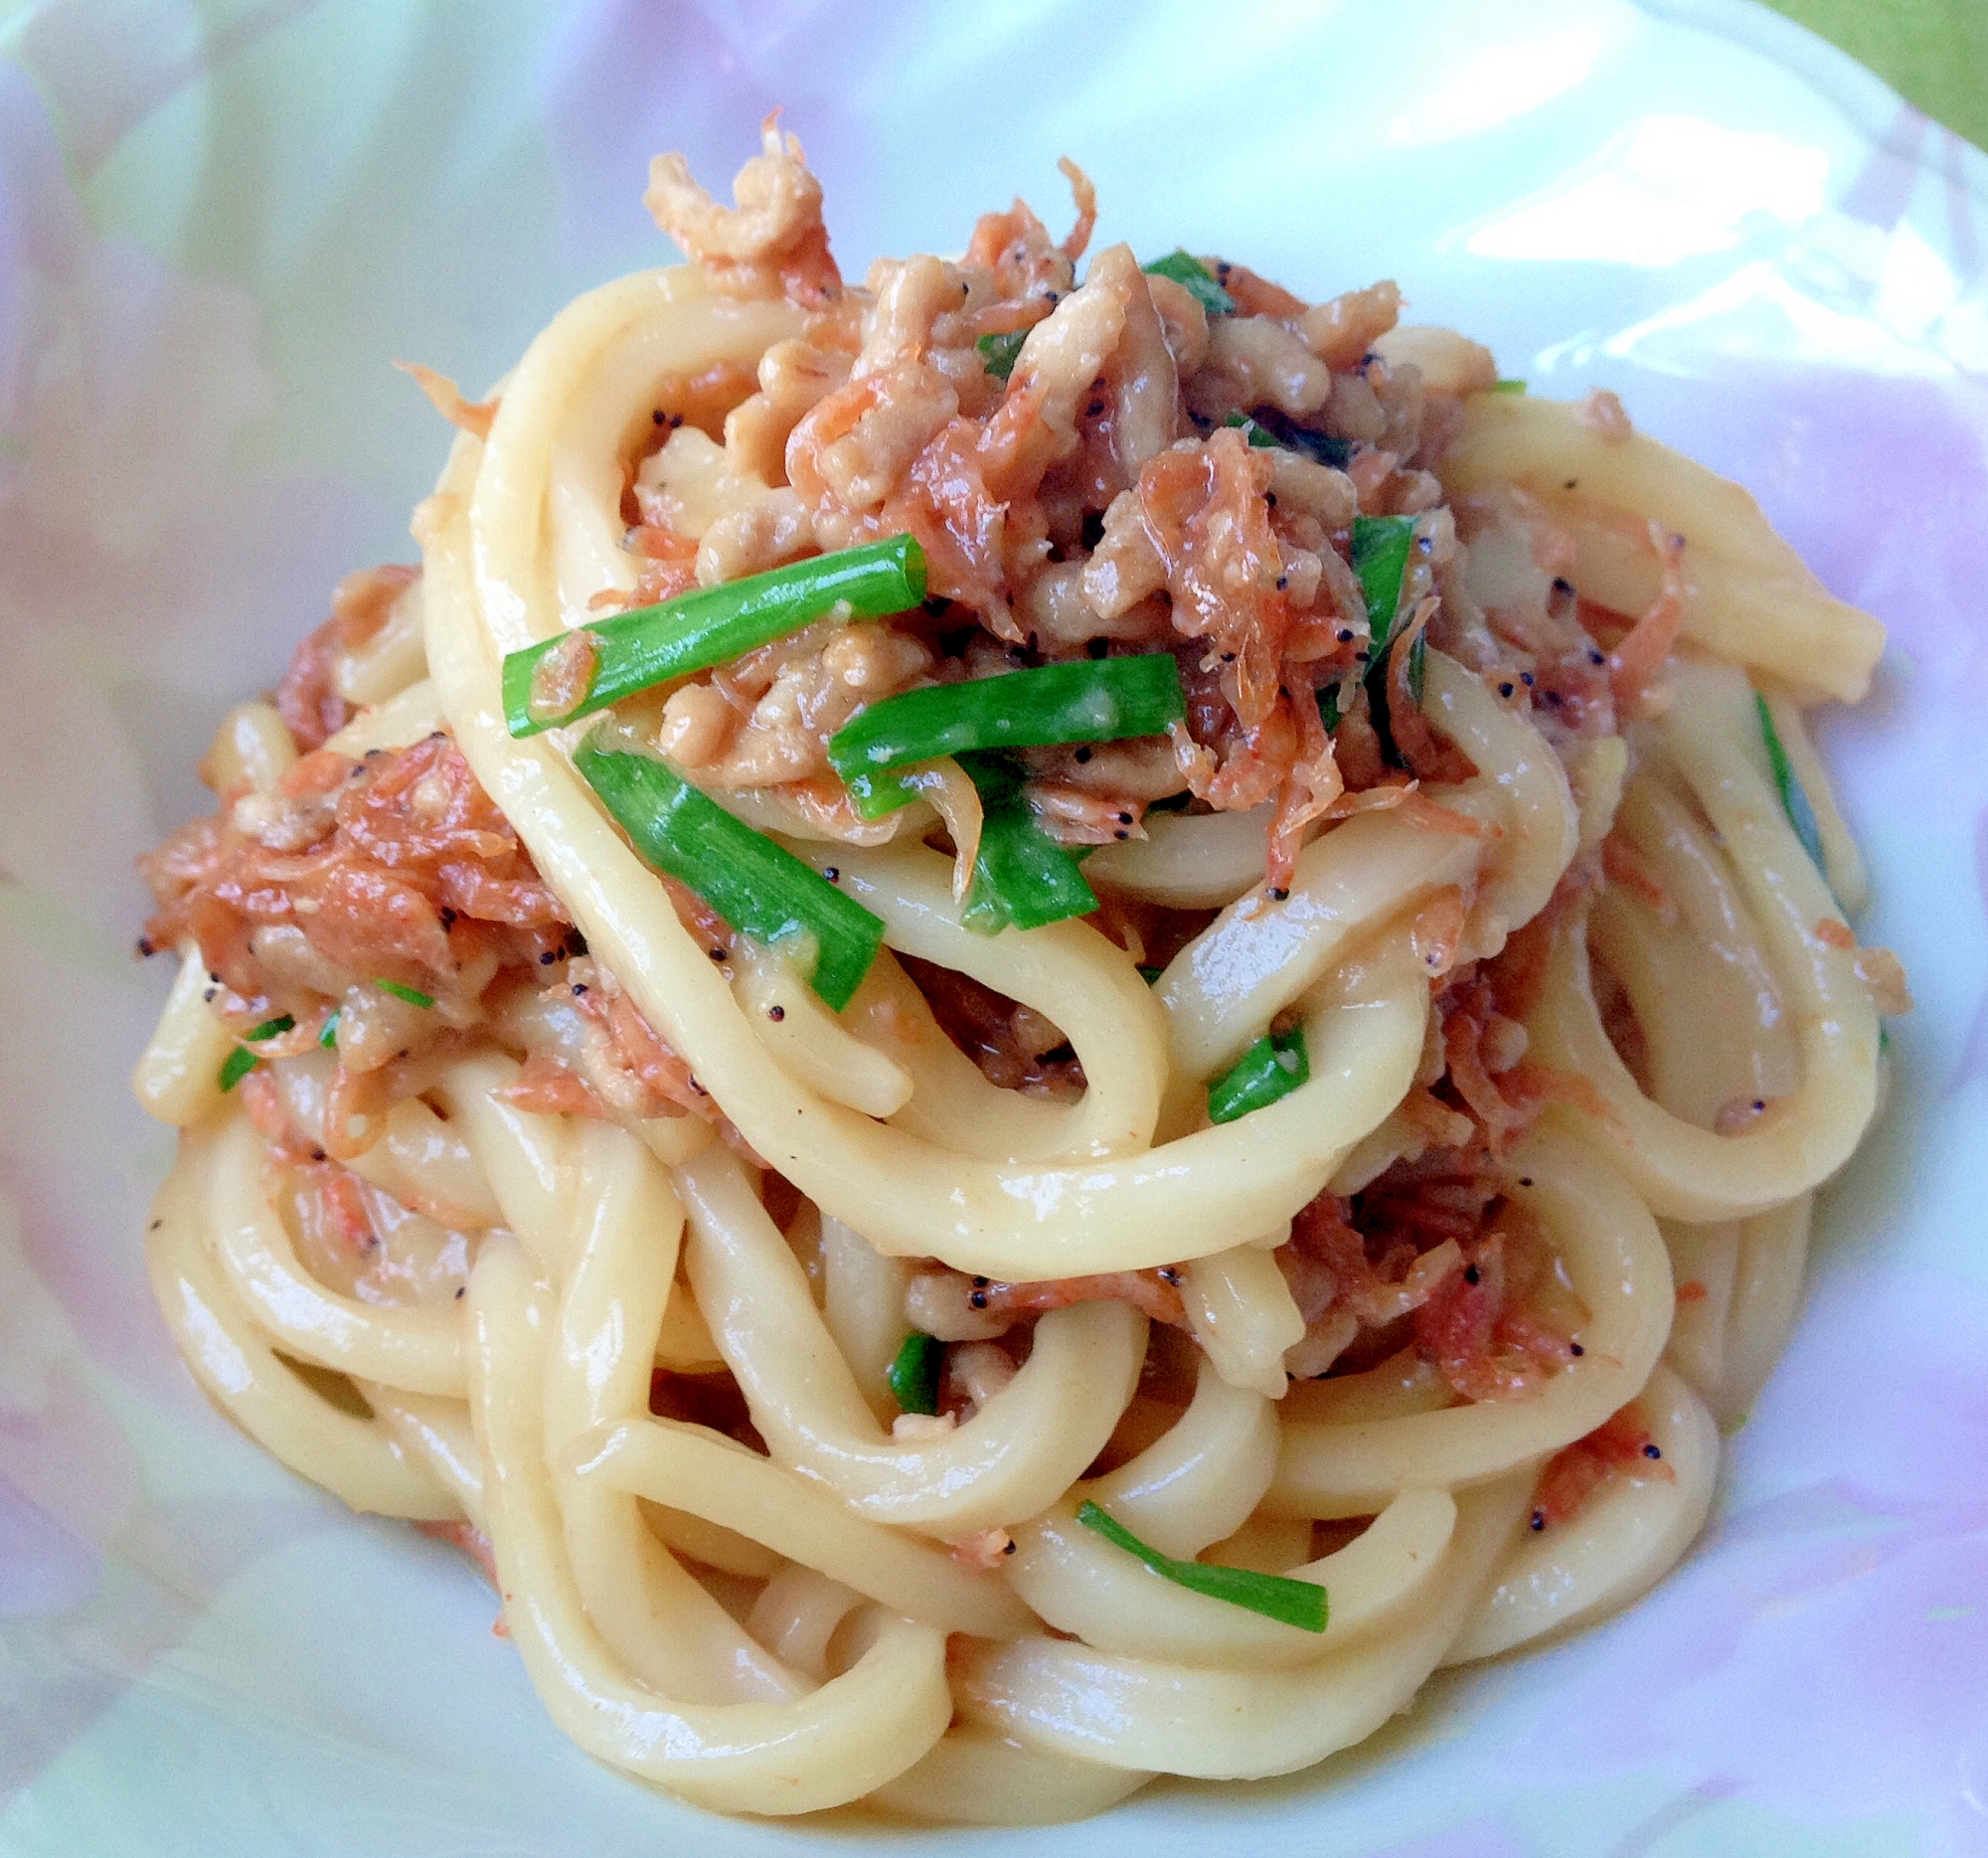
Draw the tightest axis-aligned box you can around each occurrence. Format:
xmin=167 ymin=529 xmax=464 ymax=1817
xmin=1 ymin=1 xmax=1983 ymax=1852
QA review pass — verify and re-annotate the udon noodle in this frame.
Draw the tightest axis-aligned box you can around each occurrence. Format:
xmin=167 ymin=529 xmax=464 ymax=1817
xmin=132 ymin=123 xmax=1903 ymax=1822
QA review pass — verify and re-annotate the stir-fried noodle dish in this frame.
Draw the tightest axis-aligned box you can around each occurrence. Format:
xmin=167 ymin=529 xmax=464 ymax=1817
xmin=132 ymin=123 xmax=1907 ymax=1823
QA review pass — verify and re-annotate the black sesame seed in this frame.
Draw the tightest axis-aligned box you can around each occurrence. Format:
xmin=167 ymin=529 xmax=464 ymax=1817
xmin=1115 ymin=811 xmax=1133 ymax=825
xmin=440 ymin=907 xmax=458 ymax=928
xmin=1220 ymin=650 xmax=1237 ymax=663
xmin=136 ymin=936 xmax=155 ymax=957
xmin=708 ymin=947 xmax=726 ymax=961
xmin=823 ymin=868 xmax=839 ymax=883
xmin=311 ymin=1147 xmax=326 ymax=1162
xmin=572 ymin=983 xmax=588 ymax=996
xmin=1643 ymin=1442 xmax=1663 ymax=1459
xmin=652 ymin=409 xmax=666 ymax=424
xmin=1266 ymin=886 xmax=1290 ymax=902
xmin=968 ymin=1290 xmax=988 ymax=1310
xmin=1275 ymin=575 xmax=1288 ymax=591
xmin=1752 ymin=1098 xmax=1765 ymax=1112
xmin=1520 ymin=671 xmax=1536 ymax=687
xmin=455 ymin=1285 xmax=465 ymax=1298
xmin=1073 ymin=745 xmax=1092 ymax=763
xmin=1113 ymin=829 xmax=1129 ymax=840
xmin=1463 ymin=1264 xmax=1481 ymax=1285
xmin=1570 ymin=1342 xmax=1585 ymax=1357
xmin=1553 ymin=576 xmax=1575 ymax=596
xmin=1265 ymin=492 xmax=1277 ymax=508
xmin=1519 ymin=1176 xmax=1534 ymax=1187
xmin=203 ymin=987 xmax=217 ymax=1002
xmin=539 ymin=950 xmax=557 ymax=965
xmin=1415 ymin=535 xmax=1432 ymax=554
xmin=1588 ymin=649 xmax=1605 ymax=666
xmin=1337 ymin=628 xmax=1355 ymax=643
xmin=1498 ymin=681 xmax=1515 ymax=698
xmin=1004 ymin=1539 xmax=1017 ymax=1554
xmin=767 ymin=1004 xmax=785 ymax=1021
xmin=972 ymin=1276 xmax=989 ymax=1287
xmin=1530 ymin=1510 xmax=1547 ymax=1532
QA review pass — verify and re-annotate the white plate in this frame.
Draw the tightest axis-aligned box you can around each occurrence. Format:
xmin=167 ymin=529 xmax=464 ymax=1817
xmin=2 ymin=1 xmax=1985 ymax=1851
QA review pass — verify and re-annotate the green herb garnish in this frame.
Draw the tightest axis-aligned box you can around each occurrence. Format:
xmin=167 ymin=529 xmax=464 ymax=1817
xmin=501 ymin=536 xmax=926 ymax=738
xmin=1076 ymin=1499 xmax=1327 ymax=1631
xmin=374 ymin=980 xmax=436 ymax=1009
xmin=318 ymin=1012 xmax=340 ymax=1050
xmin=957 ymin=752 xmax=1098 ymax=935
xmin=218 ymin=1046 xmax=257 ymax=1093
xmin=827 ymin=655 xmax=1185 ymax=811
xmin=1207 ymin=1025 xmax=1309 ymax=1124
xmin=977 ymin=330 xmax=1028 ymax=383
xmin=1142 ymin=250 xmax=1236 ymax=317
xmin=575 ymin=732 xmax=885 ymax=1010
xmin=245 ymin=1015 xmax=294 ymax=1042
xmin=887 ymin=1331 xmax=943 ymax=1417
xmin=1490 ymin=379 xmax=1528 ymax=394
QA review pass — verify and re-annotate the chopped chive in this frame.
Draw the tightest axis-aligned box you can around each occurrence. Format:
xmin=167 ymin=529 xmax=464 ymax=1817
xmin=1076 ymin=1499 xmax=1327 ymax=1632
xmin=218 ymin=1046 xmax=257 ymax=1093
xmin=1207 ymin=1024 xmax=1309 ymax=1124
xmin=1137 ymin=964 xmax=1164 ymax=985
xmin=1491 ymin=379 xmax=1528 ymax=394
xmin=827 ymin=655 xmax=1185 ymax=806
xmin=245 ymin=1015 xmax=295 ymax=1042
xmin=1351 ymin=514 xmax=1420 ymax=767
xmin=1221 ymin=411 xmax=1281 ymax=449
xmin=502 ymin=536 xmax=927 ymax=738
xmin=886 ymin=1330 xmax=943 ymax=1416
xmin=318 ymin=1012 xmax=340 ymax=1050
xmin=958 ymin=752 xmax=1098 ymax=935
xmin=575 ymin=732 xmax=884 ymax=1011
xmin=1755 ymin=693 xmax=1827 ymax=874
xmin=1351 ymin=515 xmax=1417 ymax=652
xmin=1240 ymin=405 xmax=1353 ymax=469
xmin=374 ymin=979 xmax=436 ymax=1009
xmin=1142 ymin=250 xmax=1236 ymax=317
xmin=977 ymin=330 xmax=1028 ymax=383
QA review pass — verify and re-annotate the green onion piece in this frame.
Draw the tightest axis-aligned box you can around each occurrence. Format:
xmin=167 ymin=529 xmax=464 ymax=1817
xmin=1142 ymin=250 xmax=1236 ymax=317
xmin=1351 ymin=514 xmax=1417 ymax=653
xmin=375 ymin=979 xmax=435 ymax=1009
xmin=1350 ymin=514 xmax=1421 ymax=768
xmin=319 ymin=1012 xmax=340 ymax=1050
xmin=977 ymin=330 xmax=1028 ymax=383
xmin=218 ymin=1046 xmax=257 ymax=1093
xmin=886 ymin=1331 xmax=943 ymax=1416
xmin=1755 ymin=693 xmax=1827 ymax=874
xmin=1137 ymin=964 xmax=1164 ymax=985
xmin=1076 ymin=1499 xmax=1327 ymax=1632
xmin=245 ymin=1015 xmax=294 ymax=1042
xmin=1491 ymin=379 xmax=1528 ymax=394
xmin=575 ymin=732 xmax=884 ymax=1011
xmin=1240 ymin=406 xmax=1353 ymax=469
xmin=1221 ymin=411 xmax=1280 ymax=449
xmin=502 ymin=536 xmax=928 ymax=738
xmin=958 ymin=752 xmax=1098 ymax=935
xmin=1207 ymin=1025 xmax=1309 ymax=1124
xmin=828 ymin=655 xmax=1185 ymax=800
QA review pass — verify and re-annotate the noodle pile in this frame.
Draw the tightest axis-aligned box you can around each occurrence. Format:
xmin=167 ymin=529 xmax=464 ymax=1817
xmin=131 ymin=122 xmax=1903 ymax=1822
